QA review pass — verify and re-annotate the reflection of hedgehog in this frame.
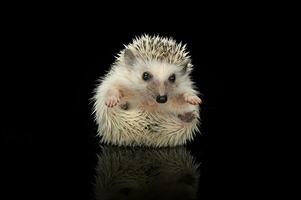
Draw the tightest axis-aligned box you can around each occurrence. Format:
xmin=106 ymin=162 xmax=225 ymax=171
xmin=94 ymin=146 xmax=200 ymax=200
xmin=93 ymin=35 xmax=202 ymax=147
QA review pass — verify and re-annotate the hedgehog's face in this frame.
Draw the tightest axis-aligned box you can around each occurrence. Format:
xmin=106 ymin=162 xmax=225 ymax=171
xmin=124 ymin=49 xmax=191 ymax=104
xmin=130 ymin=61 xmax=189 ymax=104
xmin=138 ymin=62 xmax=181 ymax=104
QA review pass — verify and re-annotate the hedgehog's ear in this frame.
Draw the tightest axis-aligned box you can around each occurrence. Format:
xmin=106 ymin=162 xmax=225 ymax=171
xmin=181 ymin=58 xmax=192 ymax=74
xmin=124 ymin=49 xmax=136 ymax=66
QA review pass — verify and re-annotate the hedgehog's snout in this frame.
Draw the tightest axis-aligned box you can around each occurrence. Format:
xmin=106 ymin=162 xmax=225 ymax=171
xmin=156 ymin=95 xmax=168 ymax=103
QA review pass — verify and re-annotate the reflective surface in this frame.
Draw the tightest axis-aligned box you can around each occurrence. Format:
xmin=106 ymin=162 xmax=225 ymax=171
xmin=93 ymin=146 xmax=202 ymax=200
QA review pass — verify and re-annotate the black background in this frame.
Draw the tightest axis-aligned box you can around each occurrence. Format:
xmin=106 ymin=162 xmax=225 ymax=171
xmin=1 ymin=6 xmax=260 ymax=199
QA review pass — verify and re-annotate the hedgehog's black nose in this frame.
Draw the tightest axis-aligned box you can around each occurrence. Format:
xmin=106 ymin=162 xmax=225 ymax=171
xmin=156 ymin=95 xmax=168 ymax=103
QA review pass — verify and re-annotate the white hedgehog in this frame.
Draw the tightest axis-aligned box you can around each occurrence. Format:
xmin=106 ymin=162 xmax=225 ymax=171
xmin=93 ymin=35 xmax=202 ymax=147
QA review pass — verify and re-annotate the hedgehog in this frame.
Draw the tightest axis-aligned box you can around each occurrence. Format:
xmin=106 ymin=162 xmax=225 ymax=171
xmin=92 ymin=35 xmax=202 ymax=147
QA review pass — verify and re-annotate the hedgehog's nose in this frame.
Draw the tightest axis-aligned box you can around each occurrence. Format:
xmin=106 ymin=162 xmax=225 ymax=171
xmin=156 ymin=95 xmax=168 ymax=103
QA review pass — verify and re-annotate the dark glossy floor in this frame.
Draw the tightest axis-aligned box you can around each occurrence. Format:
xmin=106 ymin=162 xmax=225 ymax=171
xmin=93 ymin=145 xmax=203 ymax=200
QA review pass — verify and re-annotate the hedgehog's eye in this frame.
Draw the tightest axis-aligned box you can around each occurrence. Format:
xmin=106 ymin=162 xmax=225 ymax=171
xmin=168 ymin=74 xmax=176 ymax=83
xmin=142 ymin=72 xmax=152 ymax=81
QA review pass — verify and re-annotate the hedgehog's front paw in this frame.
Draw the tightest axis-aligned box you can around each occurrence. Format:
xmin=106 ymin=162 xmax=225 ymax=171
xmin=178 ymin=112 xmax=196 ymax=123
xmin=184 ymin=95 xmax=202 ymax=105
xmin=105 ymin=96 xmax=120 ymax=108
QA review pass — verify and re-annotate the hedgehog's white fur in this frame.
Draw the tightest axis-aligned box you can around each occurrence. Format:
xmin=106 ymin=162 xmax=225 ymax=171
xmin=93 ymin=35 xmax=201 ymax=147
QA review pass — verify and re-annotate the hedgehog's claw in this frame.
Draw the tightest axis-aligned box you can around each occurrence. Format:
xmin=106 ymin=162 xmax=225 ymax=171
xmin=184 ymin=95 xmax=202 ymax=105
xmin=105 ymin=96 xmax=120 ymax=108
